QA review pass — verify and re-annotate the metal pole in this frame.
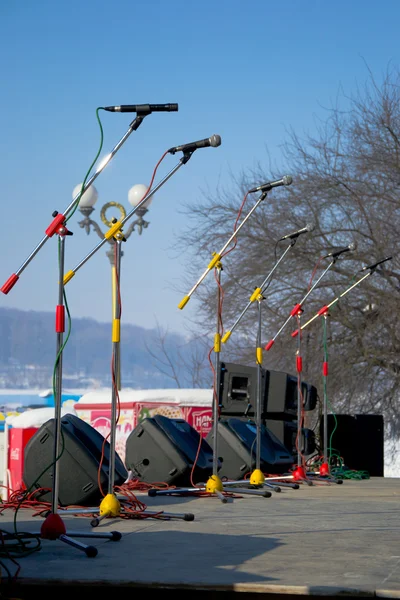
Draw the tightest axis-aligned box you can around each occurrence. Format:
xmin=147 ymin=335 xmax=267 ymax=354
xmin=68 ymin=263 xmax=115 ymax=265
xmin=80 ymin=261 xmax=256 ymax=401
xmin=212 ymin=264 xmax=223 ymax=477
xmin=108 ymin=240 xmax=123 ymax=494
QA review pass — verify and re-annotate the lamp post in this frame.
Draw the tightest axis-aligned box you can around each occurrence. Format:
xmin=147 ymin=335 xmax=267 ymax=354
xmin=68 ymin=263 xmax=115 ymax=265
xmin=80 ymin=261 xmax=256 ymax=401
xmin=73 ymin=183 xmax=152 ymax=389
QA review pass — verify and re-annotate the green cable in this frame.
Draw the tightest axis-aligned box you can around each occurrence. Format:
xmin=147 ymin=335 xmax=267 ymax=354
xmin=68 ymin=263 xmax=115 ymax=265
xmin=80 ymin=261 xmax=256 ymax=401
xmin=66 ymin=107 xmax=105 ymax=223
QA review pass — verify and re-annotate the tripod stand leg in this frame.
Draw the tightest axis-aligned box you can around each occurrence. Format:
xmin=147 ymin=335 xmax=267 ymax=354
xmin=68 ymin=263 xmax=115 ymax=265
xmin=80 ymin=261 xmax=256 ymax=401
xmin=263 ymin=482 xmax=281 ymax=492
xmin=223 ymin=486 xmax=272 ymax=498
xmin=59 ymin=534 xmax=98 ymax=557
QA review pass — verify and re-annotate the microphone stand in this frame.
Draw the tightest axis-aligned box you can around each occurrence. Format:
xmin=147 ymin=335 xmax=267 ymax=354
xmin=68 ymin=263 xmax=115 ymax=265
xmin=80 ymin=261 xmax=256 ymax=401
xmin=58 ymin=237 xmax=195 ymax=524
xmin=0 ymin=109 xmax=155 ymax=556
xmin=60 ymin=151 xmax=201 ymax=519
xmin=149 ymin=262 xmax=273 ymax=502
xmin=264 ymin=252 xmax=348 ymax=485
xmin=221 ymin=240 xmax=301 ymax=492
xmin=291 ymin=257 xmax=392 ymax=480
xmin=177 ymin=190 xmax=269 ymax=310
xmin=149 ymin=187 xmax=294 ymax=502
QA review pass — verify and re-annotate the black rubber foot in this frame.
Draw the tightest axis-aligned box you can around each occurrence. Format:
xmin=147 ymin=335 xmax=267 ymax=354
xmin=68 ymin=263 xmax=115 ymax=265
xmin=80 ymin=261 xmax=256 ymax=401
xmin=148 ymin=489 xmax=158 ymax=497
xmin=336 ymin=479 xmax=344 ymax=484
xmin=293 ymin=484 xmax=300 ymax=489
xmin=263 ymin=491 xmax=272 ymax=498
xmin=85 ymin=545 xmax=98 ymax=558
xmin=110 ymin=531 xmax=122 ymax=541
xmin=184 ymin=513 xmax=195 ymax=521
xmin=274 ymin=487 xmax=281 ymax=493
xmin=90 ymin=519 xmax=99 ymax=527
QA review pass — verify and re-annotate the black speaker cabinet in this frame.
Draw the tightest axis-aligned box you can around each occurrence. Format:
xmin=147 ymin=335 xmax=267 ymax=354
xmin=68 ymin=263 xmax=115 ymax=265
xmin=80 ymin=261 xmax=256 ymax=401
xmin=265 ymin=419 xmax=317 ymax=457
xmin=23 ymin=414 xmax=128 ymax=506
xmin=265 ymin=370 xmax=318 ymax=418
xmin=320 ymin=414 xmax=384 ymax=476
xmin=206 ymin=418 xmax=293 ymax=480
xmin=219 ymin=362 xmax=317 ymax=420
xmin=219 ymin=362 xmax=264 ymax=417
xmin=125 ymin=415 xmax=216 ymax=486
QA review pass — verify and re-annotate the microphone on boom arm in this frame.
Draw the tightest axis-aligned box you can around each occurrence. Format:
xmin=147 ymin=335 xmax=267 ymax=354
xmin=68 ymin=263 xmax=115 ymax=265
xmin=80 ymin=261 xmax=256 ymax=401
xmin=104 ymin=104 xmax=179 ymax=113
xmin=360 ymin=256 xmax=393 ymax=272
xmin=323 ymin=241 xmax=357 ymax=259
xmin=168 ymin=134 xmax=222 ymax=155
xmin=248 ymin=175 xmax=293 ymax=194
xmin=279 ymin=223 xmax=315 ymax=241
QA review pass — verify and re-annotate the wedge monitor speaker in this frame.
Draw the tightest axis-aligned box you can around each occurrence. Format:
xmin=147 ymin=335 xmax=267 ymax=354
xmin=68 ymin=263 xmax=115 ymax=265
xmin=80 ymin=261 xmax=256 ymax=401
xmin=125 ymin=415 xmax=216 ymax=486
xmin=23 ymin=413 xmax=128 ymax=506
xmin=206 ymin=417 xmax=293 ymax=480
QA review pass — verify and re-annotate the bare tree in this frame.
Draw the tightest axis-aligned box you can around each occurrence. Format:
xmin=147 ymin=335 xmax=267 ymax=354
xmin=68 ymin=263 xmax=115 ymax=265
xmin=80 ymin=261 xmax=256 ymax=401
xmin=144 ymin=322 xmax=212 ymax=389
xmin=175 ymin=65 xmax=400 ymax=438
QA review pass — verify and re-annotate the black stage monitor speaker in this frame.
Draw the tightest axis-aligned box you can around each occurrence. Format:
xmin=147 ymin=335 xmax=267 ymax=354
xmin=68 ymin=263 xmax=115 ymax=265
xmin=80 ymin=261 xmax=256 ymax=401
xmin=23 ymin=414 xmax=128 ymax=506
xmin=265 ymin=419 xmax=317 ymax=457
xmin=125 ymin=415 xmax=215 ymax=486
xmin=219 ymin=362 xmax=317 ymax=420
xmin=320 ymin=414 xmax=384 ymax=476
xmin=206 ymin=418 xmax=293 ymax=480
xmin=265 ymin=370 xmax=318 ymax=418
xmin=219 ymin=362 xmax=264 ymax=417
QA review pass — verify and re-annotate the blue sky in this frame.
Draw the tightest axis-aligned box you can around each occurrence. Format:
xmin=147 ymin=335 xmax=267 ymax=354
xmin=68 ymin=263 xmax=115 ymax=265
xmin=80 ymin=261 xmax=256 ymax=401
xmin=1 ymin=0 xmax=399 ymax=336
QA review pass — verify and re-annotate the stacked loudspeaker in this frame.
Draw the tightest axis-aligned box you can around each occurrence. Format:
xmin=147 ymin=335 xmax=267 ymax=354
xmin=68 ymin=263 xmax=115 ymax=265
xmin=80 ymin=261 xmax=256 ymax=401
xmin=218 ymin=361 xmax=318 ymax=460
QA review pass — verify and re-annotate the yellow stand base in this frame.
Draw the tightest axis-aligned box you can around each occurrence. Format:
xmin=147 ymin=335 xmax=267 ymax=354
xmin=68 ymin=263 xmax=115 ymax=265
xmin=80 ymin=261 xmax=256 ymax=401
xmin=205 ymin=474 xmax=224 ymax=493
xmin=100 ymin=493 xmax=121 ymax=517
xmin=249 ymin=469 xmax=265 ymax=486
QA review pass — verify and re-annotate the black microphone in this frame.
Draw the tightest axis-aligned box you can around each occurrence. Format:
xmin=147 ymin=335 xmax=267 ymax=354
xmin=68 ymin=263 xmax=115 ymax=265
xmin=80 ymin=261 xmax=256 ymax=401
xmin=324 ymin=241 xmax=357 ymax=259
xmin=360 ymin=256 xmax=393 ymax=272
xmin=168 ymin=134 xmax=221 ymax=154
xmin=279 ymin=223 xmax=315 ymax=241
xmin=248 ymin=175 xmax=292 ymax=194
xmin=104 ymin=104 xmax=178 ymax=113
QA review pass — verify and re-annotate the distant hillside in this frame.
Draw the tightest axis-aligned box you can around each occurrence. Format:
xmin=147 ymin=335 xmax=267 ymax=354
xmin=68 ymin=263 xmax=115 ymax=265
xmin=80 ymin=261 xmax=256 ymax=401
xmin=0 ymin=307 xmax=206 ymax=389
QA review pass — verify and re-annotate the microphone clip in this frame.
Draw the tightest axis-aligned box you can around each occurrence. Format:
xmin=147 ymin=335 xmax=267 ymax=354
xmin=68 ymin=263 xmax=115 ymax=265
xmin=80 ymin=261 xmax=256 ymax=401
xmin=180 ymin=151 xmax=194 ymax=165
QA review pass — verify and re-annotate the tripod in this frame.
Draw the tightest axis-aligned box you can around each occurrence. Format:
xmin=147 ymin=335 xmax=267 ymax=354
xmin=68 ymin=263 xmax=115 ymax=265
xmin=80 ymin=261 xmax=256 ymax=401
xmin=291 ymin=256 xmax=393 ymax=480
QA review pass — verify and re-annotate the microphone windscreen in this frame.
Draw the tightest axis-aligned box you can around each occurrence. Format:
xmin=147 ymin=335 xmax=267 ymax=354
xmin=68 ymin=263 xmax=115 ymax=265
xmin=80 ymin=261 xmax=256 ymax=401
xmin=282 ymin=175 xmax=293 ymax=186
xmin=210 ymin=134 xmax=221 ymax=147
xmin=349 ymin=241 xmax=357 ymax=251
xmin=306 ymin=223 xmax=315 ymax=232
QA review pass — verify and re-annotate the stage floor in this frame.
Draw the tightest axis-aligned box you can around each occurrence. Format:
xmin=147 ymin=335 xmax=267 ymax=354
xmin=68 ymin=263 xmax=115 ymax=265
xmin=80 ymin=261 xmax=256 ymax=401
xmin=1 ymin=477 xmax=399 ymax=599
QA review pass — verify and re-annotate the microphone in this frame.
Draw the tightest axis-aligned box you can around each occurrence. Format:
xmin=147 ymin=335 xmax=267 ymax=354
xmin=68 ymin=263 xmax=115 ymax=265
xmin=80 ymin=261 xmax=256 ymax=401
xmin=104 ymin=103 xmax=178 ymax=113
xmin=168 ymin=134 xmax=221 ymax=154
xmin=323 ymin=241 xmax=357 ymax=259
xmin=279 ymin=223 xmax=315 ymax=241
xmin=360 ymin=256 xmax=393 ymax=272
xmin=248 ymin=175 xmax=292 ymax=194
